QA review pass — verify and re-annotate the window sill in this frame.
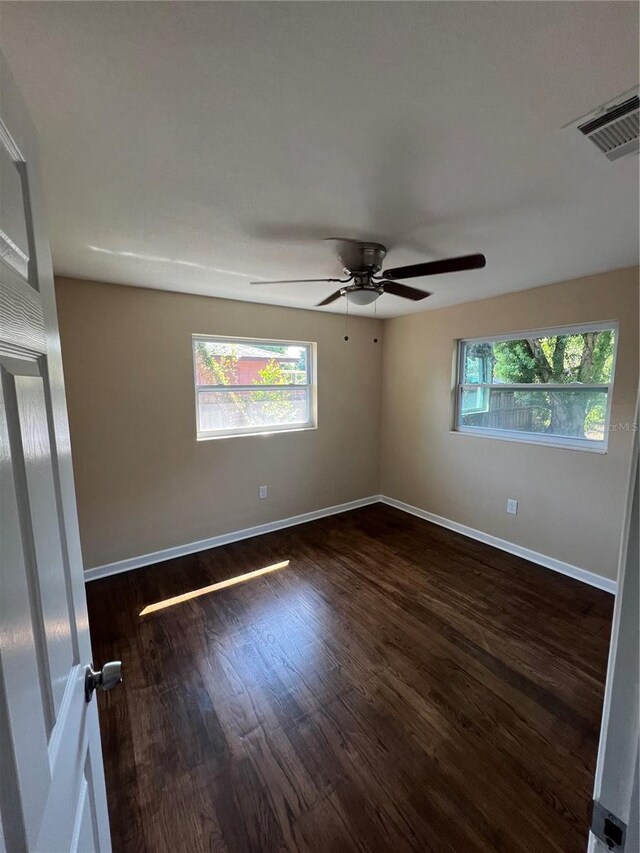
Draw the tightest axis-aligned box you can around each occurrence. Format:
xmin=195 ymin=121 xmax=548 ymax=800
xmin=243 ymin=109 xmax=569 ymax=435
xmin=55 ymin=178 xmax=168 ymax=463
xmin=197 ymin=424 xmax=317 ymax=442
xmin=450 ymin=428 xmax=608 ymax=454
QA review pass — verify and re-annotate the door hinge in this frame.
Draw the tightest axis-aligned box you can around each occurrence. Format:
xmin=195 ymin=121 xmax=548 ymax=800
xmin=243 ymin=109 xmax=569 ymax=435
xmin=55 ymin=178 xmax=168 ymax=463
xmin=591 ymin=800 xmax=627 ymax=850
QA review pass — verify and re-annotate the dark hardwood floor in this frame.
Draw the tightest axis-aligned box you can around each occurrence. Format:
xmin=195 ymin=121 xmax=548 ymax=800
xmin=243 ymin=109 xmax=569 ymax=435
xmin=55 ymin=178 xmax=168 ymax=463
xmin=86 ymin=504 xmax=613 ymax=853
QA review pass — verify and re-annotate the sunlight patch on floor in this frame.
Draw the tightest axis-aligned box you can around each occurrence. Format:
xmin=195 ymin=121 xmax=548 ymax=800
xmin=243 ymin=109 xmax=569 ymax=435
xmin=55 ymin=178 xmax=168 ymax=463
xmin=139 ymin=560 xmax=290 ymax=616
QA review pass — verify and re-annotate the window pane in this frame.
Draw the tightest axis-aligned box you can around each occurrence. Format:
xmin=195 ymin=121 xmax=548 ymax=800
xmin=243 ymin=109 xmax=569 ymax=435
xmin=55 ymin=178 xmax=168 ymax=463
xmin=462 ymin=329 xmax=615 ymax=386
xmin=197 ymin=388 xmax=309 ymax=433
xmin=194 ymin=340 xmax=308 ymax=386
xmin=460 ymin=388 xmax=608 ymax=441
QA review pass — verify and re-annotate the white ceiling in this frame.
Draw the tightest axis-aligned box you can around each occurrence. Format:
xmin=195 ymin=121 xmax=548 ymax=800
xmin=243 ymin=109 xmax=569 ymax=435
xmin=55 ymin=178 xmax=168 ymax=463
xmin=1 ymin=1 xmax=638 ymax=318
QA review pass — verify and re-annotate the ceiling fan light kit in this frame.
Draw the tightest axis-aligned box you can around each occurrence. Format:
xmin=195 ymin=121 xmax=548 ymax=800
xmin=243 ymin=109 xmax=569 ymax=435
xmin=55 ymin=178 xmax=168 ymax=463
xmin=344 ymin=285 xmax=384 ymax=306
xmin=251 ymin=240 xmax=486 ymax=308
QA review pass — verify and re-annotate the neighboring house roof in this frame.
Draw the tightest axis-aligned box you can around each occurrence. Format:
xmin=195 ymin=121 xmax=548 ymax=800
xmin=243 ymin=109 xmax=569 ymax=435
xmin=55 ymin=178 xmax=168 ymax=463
xmin=203 ymin=343 xmax=297 ymax=361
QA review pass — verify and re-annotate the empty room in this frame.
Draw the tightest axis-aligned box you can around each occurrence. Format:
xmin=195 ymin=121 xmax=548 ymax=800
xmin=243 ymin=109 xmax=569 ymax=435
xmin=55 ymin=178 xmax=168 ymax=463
xmin=0 ymin=3 xmax=638 ymax=852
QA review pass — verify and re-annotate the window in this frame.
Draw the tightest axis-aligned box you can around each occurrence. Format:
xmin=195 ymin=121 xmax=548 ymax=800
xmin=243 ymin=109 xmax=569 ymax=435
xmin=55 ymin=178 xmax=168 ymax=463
xmin=455 ymin=322 xmax=618 ymax=450
xmin=193 ymin=336 xmax=315 ymax=439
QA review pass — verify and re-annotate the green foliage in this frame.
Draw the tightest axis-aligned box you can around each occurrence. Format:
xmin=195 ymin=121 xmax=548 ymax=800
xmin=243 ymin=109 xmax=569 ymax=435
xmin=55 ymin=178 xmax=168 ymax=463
xmin=250 ymin=358 xmax=298 ymax=422
xmin=492 ymin=331 xmax=613 ymax=385
xmin=195 ymin=342 xmax=238 ymax=385
xmin=255 ymin=358 xmax=291 ymax=386
xmin=467 ymin=331 xmax=614 ymax=439
xmin=195 ymin=342 xmax=247 ymax=416
xmin=196 ymin=345 xmax=301 ymax=427
xmin=492 ymin=340 xmax=539 ymax=384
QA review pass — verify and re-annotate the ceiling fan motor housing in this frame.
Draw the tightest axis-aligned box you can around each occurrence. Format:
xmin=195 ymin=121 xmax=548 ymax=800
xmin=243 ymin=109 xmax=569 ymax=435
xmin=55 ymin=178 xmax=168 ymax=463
xmin=338 ymin=241 xmax=387 ymax=276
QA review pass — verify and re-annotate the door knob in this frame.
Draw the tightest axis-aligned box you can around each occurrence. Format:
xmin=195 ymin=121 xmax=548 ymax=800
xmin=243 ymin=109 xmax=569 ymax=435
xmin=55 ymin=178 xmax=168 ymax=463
xmin=85 ymin=661 xmax=122 ymax=702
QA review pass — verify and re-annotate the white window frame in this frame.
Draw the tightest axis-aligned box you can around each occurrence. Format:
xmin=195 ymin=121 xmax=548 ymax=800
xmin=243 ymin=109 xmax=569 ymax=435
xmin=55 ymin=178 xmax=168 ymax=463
xmin=193 ymin=334 xmax=317 ymax=440
xmin=454 ymin=320 xmax=619 ymax=452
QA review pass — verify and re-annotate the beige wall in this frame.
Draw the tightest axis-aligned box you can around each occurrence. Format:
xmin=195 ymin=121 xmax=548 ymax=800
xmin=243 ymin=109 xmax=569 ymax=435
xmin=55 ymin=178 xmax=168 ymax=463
xmin=380 ymin=266 xmax=639 ymax=581
xmin=55 ymin=278 xmax=382 ymax=569
xmin=57 ymin=268 xmax=638 ymax=579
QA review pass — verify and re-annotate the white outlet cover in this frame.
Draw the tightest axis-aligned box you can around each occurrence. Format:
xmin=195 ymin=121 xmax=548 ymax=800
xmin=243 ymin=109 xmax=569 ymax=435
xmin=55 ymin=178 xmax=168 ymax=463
xmin=259 ymin=485 xmax=268 ymax=499
xmin=507 ymin=499 xmax=518 ymax=515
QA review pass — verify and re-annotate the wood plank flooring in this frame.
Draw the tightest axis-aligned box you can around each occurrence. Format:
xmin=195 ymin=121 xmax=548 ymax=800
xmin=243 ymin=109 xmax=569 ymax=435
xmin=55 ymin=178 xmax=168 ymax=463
xmin=86 ymin=504 xmax=613 ymax=853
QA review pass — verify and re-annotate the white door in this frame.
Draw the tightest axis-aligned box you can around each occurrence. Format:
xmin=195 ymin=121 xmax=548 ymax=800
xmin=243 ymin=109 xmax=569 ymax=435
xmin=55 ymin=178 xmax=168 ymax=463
xmin=0 ymin=51 xmax=113 ymax=852
xmin=588 ymin=395 xmax=639 ymax=853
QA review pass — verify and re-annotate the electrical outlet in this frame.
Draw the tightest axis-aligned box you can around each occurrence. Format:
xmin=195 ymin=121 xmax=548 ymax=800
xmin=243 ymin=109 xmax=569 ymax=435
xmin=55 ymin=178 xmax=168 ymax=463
xmin=258 ymin=485 xmax=268 ymax=500
xmin=507 ymin=499 xmax=518 ymax=515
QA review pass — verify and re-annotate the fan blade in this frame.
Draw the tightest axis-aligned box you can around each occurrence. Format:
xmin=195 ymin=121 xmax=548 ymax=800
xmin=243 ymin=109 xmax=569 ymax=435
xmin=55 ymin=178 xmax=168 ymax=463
xmin=323 ymin=237 xmax=364 ymax=244
xmin=250 ymin=277 xmax=345 ymax=285
xmin=383 ymin=253 xmax=486 ymax=280
xmin=316 ymin=289 xmax=344 ymax=307
xmin=381 ymin=281 xmax=431 ymax=301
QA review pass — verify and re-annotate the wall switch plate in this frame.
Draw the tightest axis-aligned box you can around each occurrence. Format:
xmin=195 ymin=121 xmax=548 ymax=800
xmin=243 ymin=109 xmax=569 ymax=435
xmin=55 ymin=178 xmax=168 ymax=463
xmin=507 ymin=499 xmax=518 ymax=515
xmin=258 ymin=485 xmax=268 ymax=500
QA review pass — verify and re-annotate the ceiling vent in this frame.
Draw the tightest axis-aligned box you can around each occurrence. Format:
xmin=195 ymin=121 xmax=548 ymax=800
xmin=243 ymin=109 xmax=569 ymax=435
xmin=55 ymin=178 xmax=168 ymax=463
xmin=577 ymin=93 xmax=639 ymax=162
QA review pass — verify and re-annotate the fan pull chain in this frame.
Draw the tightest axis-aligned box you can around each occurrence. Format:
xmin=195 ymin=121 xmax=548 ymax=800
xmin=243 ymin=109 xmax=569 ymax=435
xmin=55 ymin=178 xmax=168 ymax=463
xmin=344 ymin=297 xmax=349 ymax=341
xmin=373 ymin=298 xmax=378 ymax=343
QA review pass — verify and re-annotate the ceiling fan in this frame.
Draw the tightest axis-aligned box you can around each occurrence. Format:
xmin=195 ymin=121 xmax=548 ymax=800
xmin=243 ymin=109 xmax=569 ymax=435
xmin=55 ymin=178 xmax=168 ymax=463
xmin=251 ymin=240 xmax=486 ymax=306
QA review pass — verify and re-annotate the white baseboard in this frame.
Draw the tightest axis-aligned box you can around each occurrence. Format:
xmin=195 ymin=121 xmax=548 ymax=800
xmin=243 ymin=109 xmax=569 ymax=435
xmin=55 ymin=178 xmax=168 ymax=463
xmin=379 ymin=495 xmax=617 ymax=594
xmin=85 ymin=492 xmax=617 ymax=595
xmin=84 ymin=495 xmax=382 ymax=581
